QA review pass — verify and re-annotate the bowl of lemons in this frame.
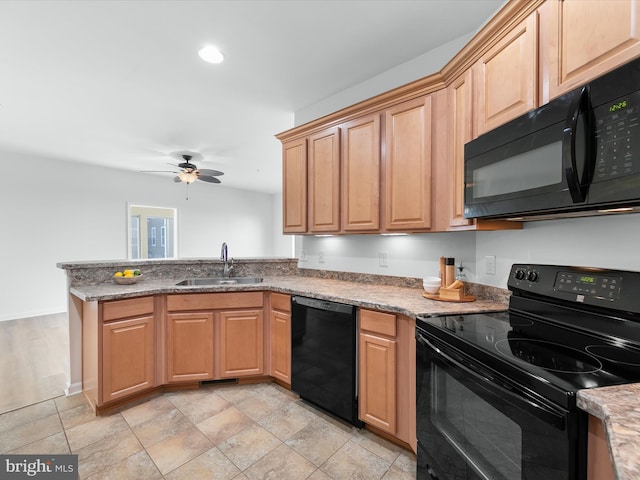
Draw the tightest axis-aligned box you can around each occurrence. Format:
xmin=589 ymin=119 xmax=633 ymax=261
xmin=113 ymin=269 xmax=143 ymax=285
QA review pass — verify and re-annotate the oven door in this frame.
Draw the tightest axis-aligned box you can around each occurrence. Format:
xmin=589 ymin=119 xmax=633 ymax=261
xmin=416 ymin=329 xmax=586 ymax=480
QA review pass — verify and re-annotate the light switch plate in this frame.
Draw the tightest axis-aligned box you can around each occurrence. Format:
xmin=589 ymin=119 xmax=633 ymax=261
xmin=318 ymin=251 xmax=325 ymax=264
xmin=379 ymin=251 xmax=389 ymax=267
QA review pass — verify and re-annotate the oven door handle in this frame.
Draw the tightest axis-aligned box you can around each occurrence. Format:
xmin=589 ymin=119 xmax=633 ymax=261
xmin=417 ymin=334 xmax=566 ymax=430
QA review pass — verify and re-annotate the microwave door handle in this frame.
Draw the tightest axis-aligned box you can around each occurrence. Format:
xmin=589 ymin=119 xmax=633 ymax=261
xmin=417 ymin=334 xmax=566 ymax=430
xmin=563 ymin=86 xmax=590 ymax=203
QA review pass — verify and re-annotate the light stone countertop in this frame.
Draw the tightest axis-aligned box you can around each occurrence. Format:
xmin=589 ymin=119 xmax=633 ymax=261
xmin=68 ymin=274 xmax=508 ymax=319
xmin=577 ymin=385 xmax=640 ymax=480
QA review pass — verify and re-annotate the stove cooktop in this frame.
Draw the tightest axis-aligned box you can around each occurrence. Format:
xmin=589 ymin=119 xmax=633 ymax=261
xmin=417 ymin=311 xmax=640 ymax=408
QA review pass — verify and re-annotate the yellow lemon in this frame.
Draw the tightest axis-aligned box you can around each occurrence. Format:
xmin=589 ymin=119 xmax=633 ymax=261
xmin=123 ymin=269 xmax=134 ymax=275
xmin=123 ymin=272 xmax=134 ymax=278
xmin=114 ymin=272 xmax=123 ymax=277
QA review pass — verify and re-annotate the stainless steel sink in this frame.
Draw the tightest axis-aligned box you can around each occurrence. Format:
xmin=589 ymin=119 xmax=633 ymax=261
xmin=175 ymin=277 xmax=263 ymax=286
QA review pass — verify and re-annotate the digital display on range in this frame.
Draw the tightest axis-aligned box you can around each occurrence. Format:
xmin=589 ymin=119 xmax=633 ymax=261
xmin=578 ymin=275 xmax=596 ymax=284
xmin=555 ymin=272 xmax=622 ymax=300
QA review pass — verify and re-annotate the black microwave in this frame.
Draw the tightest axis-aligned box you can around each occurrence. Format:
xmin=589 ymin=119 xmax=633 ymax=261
xmin=464 ymin=57 xmax=640 ymax=220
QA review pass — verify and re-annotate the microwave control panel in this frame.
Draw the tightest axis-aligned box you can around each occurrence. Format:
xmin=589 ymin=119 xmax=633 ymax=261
xmin=593 ymin=90 xmax=640 ymax=182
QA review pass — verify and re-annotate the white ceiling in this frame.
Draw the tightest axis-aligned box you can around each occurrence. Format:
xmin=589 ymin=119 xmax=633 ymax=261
xmin=0 ymin=0 xmax=503 ymax=194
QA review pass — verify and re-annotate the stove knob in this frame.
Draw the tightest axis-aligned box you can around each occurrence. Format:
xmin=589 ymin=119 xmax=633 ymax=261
xmin=527 ymin=271 xmax=539 ymax=282
xmin=515 ymin=269 xmax=526 ymax=280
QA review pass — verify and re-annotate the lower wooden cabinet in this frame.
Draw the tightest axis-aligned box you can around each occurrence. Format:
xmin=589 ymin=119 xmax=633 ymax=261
xmin=269 ymin=293 xmax=291 ymax=385
xmin=359 ymin=329 xmax=397 ymax=432
xmin=219 ymin=309 xmax=264 ymax=377
xmin=358 ymin=308 xmax=416 ymax=450
xmin=166 ymin=312 xmax=214 ymax=382
xmin=81 ymin=296 xmax=158 ymax=408
xmin=102 ymin=315 xmax=155 ymax=404
xmin=587 ymin=415 xmax=615 ymax=480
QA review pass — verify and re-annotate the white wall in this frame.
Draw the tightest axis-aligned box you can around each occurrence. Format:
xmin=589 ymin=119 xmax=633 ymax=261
xmin=0 ymin=149 xmax=290 ymax=321
xmin=297 ymin=233 xmax=476 ymax=281
xmin=295 ymin=33 xmax=473 ymax=126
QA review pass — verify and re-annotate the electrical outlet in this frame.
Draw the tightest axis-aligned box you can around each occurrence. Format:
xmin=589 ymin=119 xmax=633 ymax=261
xmin=485 ymin=255 xmax=496 ymax=275
xmin=318 ymin=251 xmax=325 ymax=264
xmin=379 ymin=251 xmax=389 ymax=267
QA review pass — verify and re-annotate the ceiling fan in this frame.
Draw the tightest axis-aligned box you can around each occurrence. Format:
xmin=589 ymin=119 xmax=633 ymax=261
xmin=142 ymin=151 xmax=224 ymax=199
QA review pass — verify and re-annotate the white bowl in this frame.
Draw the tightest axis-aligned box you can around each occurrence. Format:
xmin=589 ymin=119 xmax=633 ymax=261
xmin=423 ymin=276 xmax=441 ymax=294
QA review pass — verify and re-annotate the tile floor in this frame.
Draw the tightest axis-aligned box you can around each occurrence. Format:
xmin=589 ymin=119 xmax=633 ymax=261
xmin=0 ymin=382 xmax=416 ymax=479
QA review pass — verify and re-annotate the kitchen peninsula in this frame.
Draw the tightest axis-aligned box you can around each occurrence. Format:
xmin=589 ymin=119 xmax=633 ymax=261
xmin=57 ymin=258 xmax=639 ymax=478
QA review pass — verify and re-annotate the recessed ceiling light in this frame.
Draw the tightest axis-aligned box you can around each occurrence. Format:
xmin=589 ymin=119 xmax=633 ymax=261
xmin=198 ymin=45 xmax=224 ymax=64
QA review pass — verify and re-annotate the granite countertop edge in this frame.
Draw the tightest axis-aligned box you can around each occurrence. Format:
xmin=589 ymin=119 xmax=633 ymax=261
xmin=577 ymin=385 xmax=640 ymax=480
xmin=68 ymin=275 xmax=507 ymax=318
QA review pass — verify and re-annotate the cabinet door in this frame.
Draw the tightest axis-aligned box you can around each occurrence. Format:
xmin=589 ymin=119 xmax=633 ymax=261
xmin=166 ymin=312 xmax=214 ymax=383
xmin=219 ymin=309 xmax=264 ymax=377
xmin=587 ymin=415 xmax=615 ymax=480
xmin=308 ymin=127 xmax=341 ymax=232
xmin=383 ymin=96 xmax=432 ymax=231
xmin=282 ymin=138 xmax=308 ymax=233
xmin=102 ymin=315 xmax=154 ymax=403
xmin=359 ymin=331 xmax=397 ymax=434
xmin=341 ymin=113 xmax=381 ymax=232
xmin=541 ymin=0 xmax=640 ymax=102
xmin=448 ymin=70 xmax=474 ymax=228
xmin=474 ymin=12 xmax=538 ymax=135
xmin=270 ymin=309 xmax=291 ymax=384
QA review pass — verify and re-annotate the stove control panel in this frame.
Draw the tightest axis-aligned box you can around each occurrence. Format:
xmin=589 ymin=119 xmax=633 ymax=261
xmin=554 ymin=271 xmax=622 ymax=300
xmin=508 ymin=264 xmax=640 ymax=314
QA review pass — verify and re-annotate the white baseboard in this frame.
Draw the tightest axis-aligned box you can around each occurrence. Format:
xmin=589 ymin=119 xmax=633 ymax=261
xmin=65 ymin=382 xmax=83 ymax=397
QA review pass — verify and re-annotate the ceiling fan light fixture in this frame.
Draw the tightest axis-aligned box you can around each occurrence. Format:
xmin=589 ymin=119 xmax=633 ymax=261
xmin=178 ymin=171 xmax=198 ymax=184
xmin=198 ymin=45 xmax=224 ymax=64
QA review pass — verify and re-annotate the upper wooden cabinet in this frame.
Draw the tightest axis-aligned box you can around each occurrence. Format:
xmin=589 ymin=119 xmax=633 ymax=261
xmin=342 ymin=113 xmax=382 ymax=232
xmin=383 ymin=96 xmax=432 ymax=231
xmin=447 ymin=71 xmax=474 ymax=228
xmin=540 ymin=0 xmax=640 ymax=103
xmin=282 ymin=138 xmax=307 ymax=233
xmin=308 ymin=127 xmax=341 ymax=233
xmin=474 ymin=12 xmax=538 ymax=135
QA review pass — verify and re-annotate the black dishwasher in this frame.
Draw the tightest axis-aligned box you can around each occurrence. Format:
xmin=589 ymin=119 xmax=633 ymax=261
xmin=291 ymin=296 xmax=362 ymax=427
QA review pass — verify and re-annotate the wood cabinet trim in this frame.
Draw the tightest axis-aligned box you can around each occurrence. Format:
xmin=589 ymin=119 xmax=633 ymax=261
xmin=167 ymin=292 xmax=264 ymax=311
xmin=360 ymin=309 xmax=396 ymax=337
xmin=270 ymin=292 xmax=291 ymax=312
xmin=102 ymin=296 xmax=154 ymax=322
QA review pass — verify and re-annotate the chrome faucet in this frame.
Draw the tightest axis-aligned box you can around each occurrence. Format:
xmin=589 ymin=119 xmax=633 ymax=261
xmin=220 ymin=242 xmax=234 ymax=277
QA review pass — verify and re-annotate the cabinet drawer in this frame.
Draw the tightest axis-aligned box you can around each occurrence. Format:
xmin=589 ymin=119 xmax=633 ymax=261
xmin=360 ymin=309 xmax=396 ymax=337
xmin=167 ymin=292 xmax=264 ymax=311
xmin=271 ymin=292 xmax=291 ymax=312
xmin=102 ymin=296 xmax=154 ymax=322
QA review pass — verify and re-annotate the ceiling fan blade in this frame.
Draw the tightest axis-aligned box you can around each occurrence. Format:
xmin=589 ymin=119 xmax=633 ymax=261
xmin=198 ymin=175 xmax=221 ymax=184
xmin=141 ymin=170 xmax=178 ymax=173
xmin=198 ymin=168 xmax=224 ymax=176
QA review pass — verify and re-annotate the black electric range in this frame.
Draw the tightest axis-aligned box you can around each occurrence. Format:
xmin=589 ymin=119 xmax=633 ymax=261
xmin=416 ymin=264 xmax=640 ymax=480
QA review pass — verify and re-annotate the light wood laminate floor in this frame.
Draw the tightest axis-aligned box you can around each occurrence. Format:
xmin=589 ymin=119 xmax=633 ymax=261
xmin=0 ymin=312 xmax=68 ymax=414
